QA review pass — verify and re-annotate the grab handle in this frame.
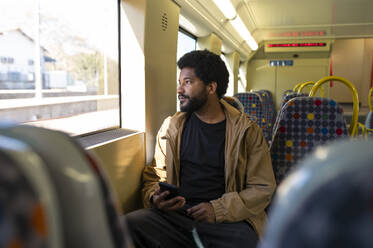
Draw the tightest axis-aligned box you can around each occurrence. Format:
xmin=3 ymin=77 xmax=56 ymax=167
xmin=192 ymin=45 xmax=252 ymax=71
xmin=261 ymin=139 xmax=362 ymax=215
xmin=309 ymin=76 xmax=359 ymax=136
xmin=298 ymin=81 xmax=324 ymax=97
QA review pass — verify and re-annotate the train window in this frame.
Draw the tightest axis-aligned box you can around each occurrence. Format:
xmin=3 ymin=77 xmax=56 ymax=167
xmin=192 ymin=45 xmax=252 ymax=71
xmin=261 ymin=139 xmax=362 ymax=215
xmin=177 ymin=29 xmax=196 ymax=61
xmin=0 ymin=0 xmax=119 ymax=136
xmin=176 ymin=29 xmax=196 ymax=110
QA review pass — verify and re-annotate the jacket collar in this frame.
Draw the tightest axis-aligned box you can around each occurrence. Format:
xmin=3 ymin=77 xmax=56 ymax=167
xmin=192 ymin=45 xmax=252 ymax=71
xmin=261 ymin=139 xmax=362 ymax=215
xmin=163 ymin=98 xmax=254 ymax=139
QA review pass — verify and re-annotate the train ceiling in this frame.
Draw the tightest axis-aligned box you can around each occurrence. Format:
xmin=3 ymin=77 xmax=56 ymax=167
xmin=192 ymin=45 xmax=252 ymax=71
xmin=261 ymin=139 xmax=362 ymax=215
xmin=175 ymin=0 xmax=373 ymax=57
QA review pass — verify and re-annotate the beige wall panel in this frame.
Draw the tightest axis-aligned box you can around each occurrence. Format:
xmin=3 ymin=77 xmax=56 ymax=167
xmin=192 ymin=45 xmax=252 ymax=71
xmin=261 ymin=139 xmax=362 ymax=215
xmin=247 ymin=59 xmax=329 ymax=109
xmin=121 ymin=0 xmax=180 ymax=164
xmin=144 ymin=0 xmax=180 ymax=164
xmin=276 ymin=62 xmax=329 ymax=108
xmin=197 ymin=33 xmax=222 ymax=55
xmin=331 ymin=39 xmax=364 ymax=103
xmin=247 ymin=59 xmax=276 ymax=103
xmin=88 ymin=132 xmax=146 ymax=214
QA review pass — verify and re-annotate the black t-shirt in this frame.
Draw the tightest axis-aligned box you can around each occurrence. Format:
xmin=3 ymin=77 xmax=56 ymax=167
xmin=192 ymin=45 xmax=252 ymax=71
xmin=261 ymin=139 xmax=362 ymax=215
xmin=179 ymin=113 xmax=226 ymax=206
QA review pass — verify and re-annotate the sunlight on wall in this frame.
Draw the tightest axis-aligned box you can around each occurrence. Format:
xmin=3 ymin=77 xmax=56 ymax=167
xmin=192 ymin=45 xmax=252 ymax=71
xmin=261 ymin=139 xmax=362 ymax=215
xmin=120 ymin=3 xmax=146 ymax=132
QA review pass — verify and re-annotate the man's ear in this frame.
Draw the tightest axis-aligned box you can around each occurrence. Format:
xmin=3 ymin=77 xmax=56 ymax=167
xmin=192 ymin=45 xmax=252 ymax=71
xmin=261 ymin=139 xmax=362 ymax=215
xmin=208 ymin=81 xmax=218 ymax=95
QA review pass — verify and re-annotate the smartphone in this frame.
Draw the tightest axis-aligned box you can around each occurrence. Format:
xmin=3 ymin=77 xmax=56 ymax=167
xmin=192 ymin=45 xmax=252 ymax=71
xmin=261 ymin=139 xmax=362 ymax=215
xmin=158 ymin=182 xmax=179 ymax=200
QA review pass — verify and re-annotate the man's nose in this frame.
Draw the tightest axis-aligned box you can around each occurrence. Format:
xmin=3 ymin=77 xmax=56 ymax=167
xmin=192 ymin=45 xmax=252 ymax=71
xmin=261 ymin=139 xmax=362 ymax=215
xmin=177 ymin=84 xmax=183 ymax=94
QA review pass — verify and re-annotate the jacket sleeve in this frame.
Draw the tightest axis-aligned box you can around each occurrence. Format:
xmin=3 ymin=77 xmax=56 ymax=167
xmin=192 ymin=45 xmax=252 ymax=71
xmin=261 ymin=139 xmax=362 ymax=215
xmin=210 ymin=123 xmax=276 ymax=223
xmin=141 ymin=117 xmax=171 ymax=208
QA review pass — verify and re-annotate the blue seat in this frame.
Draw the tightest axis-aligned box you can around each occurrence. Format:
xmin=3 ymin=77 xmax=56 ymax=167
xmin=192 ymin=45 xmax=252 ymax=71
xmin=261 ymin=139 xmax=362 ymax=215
xmin=234 ymin=92 xmax=272 ymax=143
xmin=279 ymin=92 xmax=308 ymax=110
xmin=256 ymin=90 xmax=276 ymax=131
xmin=261 ymin=139 xmax=373 ymax=248
xmin=270 ymin=97 xmax=348 ymax=185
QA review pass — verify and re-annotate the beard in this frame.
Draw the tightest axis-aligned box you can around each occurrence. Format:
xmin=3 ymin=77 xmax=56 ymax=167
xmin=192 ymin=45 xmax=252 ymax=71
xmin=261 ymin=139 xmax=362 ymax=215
xmin=179 ymin=88 xmax=208 ymax=113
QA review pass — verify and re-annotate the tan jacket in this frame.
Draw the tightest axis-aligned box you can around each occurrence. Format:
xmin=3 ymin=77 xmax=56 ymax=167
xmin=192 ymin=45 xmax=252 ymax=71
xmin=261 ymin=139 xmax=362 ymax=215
xmin=142 ymin=99 xmax=276 ymax=236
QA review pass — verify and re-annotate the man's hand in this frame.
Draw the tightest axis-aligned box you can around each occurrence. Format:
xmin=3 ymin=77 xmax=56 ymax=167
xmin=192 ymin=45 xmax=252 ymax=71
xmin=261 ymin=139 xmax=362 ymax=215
xmin=187 ymin=202 xmax=215 ymax=223
xmin=152 ymin=188 xmax=186 ymax=211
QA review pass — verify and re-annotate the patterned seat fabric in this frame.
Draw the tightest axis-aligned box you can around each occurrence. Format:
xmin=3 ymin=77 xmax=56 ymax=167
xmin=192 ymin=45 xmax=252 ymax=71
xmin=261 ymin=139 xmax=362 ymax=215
xmin=280 ymin=92 xmax=308 ymax=110
xmin=234 ymin=92 xmax=272 ymax=143
xmin=257 ymin=90 xmax=276 ymax=129
xmin=273 ymin=92 xmax=309 ymax=136
xmin=280 ymin=90 xmax=295 ymax=103
xmin=270 ymin=97 xmax=348 ymax=185
xmin=0 ymin=153 xmax=47 ymax=248
xmin=223 ymin=96 xmax=244 ymax=112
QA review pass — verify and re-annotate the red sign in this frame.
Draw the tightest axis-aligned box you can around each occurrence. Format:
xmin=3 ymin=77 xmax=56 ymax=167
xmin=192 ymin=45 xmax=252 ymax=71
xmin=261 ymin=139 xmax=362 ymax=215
xmin=267 ymin=43 xmax=327 ymax=48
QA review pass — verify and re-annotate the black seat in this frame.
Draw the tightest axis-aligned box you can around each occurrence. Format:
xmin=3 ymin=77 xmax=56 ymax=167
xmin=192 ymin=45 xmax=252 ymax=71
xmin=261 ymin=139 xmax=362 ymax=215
xmin=260 ymin=139 xmax=373 ymax=248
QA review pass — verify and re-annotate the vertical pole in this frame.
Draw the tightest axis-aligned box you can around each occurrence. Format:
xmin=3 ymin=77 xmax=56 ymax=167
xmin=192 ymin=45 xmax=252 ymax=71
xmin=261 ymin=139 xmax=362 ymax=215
xmin=34 ymin=0 xmax=42 ymax=99
xmin=369 ymin=53 xmax=373 ymax=89
xmin=329 ymin=58 xmax=333 ymax=87
xmin=104 ymin=52 xmax=108 ymax=95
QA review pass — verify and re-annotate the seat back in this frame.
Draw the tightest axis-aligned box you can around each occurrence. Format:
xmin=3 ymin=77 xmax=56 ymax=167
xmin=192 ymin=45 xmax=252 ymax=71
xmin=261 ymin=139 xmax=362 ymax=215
xmin=280 ymin=90 xmax=295 ymax=103
xmin=279 ymin=92 xmax=308 ymax=110
xmin=0 ymin=125 xmax=130 ymax=248
xmin=257 ymin=90 xmax=276 ymax=131
xmin=234 ymin=92 xmax=271 ymax=143
xmin=272 ymin=92 xmax=309 ymax=139
xmin=261 ymin=139 xmax=373 ymax=248
xmin=270 ymin=97 xmax=348 ymax=184
xmin=0 ymin=135 xmax=62 ymax=248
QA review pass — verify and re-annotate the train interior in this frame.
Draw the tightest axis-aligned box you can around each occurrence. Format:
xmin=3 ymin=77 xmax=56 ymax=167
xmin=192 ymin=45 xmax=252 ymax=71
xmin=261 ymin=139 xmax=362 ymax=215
xmin=1 ymin=0 xmax=373 ymax=247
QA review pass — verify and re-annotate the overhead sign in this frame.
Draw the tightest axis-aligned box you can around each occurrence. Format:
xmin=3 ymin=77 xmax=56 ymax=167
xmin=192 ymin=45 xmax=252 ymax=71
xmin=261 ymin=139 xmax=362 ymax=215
xmin=264 ymin=40 xmax=331 ymax=53
xmin=269 ymin=60 xmax=293 ymax=66
xmin=267 ymin=42 xmax=327 ymax=48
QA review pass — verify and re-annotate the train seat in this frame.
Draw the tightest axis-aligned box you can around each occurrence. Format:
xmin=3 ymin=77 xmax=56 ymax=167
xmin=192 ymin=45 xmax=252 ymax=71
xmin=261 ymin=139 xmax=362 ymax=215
xmin=234 ymin=92 xmax=272 ymax=143
xmin=272 ymin=92 xmax=308 ymax=137
xmin=279 ymin=92 xmax=308 ymax=110
xmin=0 ymin=135 xmax=62 ymax=248
xmin=280 ymin=90 xmax=296 ymax=104
xmin=222 ymin=96 xmax=244 ymax=112
xmin=365 ymin=111 xmax=373 ymax=129
xmin=253 ymin=90 xmax=276 ymax=130
xmin=0 ymin=125 xmax=132 ymax=248
xmin=270 ymin=97 xmax=348 ymax=185
xmin=260 ymin=139 xmax=373 ymax=248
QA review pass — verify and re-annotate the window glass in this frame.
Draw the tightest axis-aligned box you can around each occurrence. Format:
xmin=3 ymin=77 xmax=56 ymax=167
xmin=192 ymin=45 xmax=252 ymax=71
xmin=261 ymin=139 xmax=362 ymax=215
xmin=177 ymin=30 xmax=196 ymax=61
xmin=176 ymin=29 xmax=196 ymax=110
xmin=0 ymin=0 xmax=119 ymax=135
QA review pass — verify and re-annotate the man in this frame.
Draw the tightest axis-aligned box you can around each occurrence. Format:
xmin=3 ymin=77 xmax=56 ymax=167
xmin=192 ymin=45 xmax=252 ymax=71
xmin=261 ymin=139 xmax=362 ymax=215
xmin=124 ymin=50 xmax=276 ymax=247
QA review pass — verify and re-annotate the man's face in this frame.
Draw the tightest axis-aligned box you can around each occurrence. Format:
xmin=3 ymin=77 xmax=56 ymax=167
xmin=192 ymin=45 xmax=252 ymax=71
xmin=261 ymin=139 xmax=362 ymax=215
xmin=177 ymin=67 xmax=208 ymax=113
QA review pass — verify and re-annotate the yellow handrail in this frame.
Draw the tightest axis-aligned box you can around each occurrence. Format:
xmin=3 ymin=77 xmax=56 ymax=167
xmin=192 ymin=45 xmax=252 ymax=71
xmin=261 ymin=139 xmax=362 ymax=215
xmin=297 ymin=81 xmax=314 ymax=93
xmin=298 ymin=81 xmax=325 ymax=97
xmin=369 ymin=87 xmax=373 ymax=112
xmin=309 ymin=76 xmax=359 ymax=136
xmin=292 ymin=82 xmax=304 ymax=92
